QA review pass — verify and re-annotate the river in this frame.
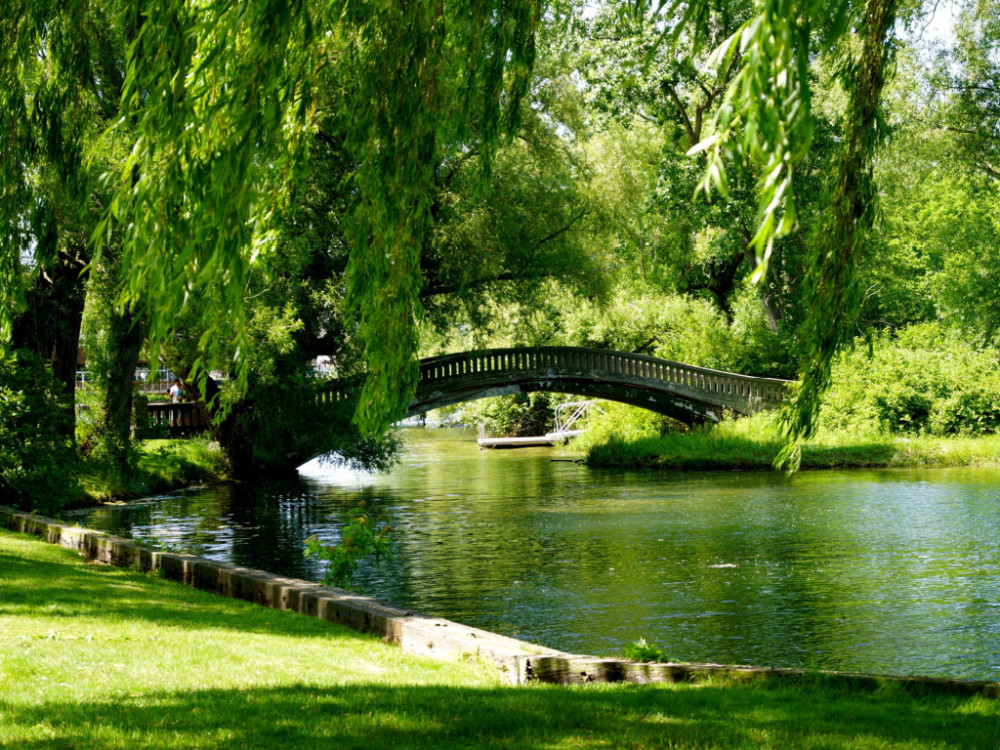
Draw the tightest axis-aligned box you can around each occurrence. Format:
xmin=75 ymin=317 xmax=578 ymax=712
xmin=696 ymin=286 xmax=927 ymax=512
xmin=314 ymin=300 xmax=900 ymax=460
xmin=77 ymin=428 xmax=1000 ymax=681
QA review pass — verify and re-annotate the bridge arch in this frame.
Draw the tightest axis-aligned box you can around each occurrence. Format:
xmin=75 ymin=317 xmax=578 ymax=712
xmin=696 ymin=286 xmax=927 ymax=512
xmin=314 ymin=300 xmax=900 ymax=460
xmin=321 ymin=346 xmax=791 ymax=426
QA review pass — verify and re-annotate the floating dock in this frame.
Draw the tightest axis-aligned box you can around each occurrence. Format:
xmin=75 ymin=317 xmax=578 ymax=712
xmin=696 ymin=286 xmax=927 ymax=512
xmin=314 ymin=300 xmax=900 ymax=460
xmin=477 ymin=430 xmax=582 ymax=449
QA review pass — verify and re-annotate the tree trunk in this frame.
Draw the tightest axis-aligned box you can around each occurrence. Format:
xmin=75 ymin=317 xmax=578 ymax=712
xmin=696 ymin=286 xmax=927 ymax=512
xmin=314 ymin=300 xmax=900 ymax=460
xmin=12 ymin=249 xmax=87 ymax=436
xmin=703 ymin=250 xmax=745 ymax=319
xmin=163 ymin=361 xmax=277 ymax=478
xmin=743 ymin=246 xmax=782 ymax=333
xmin=98 ymin=310 xmax=145 ymax=473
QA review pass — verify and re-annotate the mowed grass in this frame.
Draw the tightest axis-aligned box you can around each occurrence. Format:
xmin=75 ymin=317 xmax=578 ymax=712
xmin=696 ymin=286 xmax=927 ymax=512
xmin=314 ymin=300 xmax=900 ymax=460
xmin=1 ymin=530 xmax=998 ymax=750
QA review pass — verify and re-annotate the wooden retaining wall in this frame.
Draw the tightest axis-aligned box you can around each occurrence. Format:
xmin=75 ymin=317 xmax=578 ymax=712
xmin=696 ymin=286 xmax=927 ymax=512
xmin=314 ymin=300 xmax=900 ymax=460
xmin=2 ymin=506 xmax=998 ymax=697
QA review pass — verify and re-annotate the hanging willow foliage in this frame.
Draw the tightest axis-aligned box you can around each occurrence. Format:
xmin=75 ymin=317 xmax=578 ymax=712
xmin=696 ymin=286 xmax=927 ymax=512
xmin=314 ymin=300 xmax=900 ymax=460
xmin=91 ymin=0 xmax=538 ymax=435
xmin=778 ymin=0 xmax=899 ymax=465
xmin=1 ymin=0 xmax=540 ymax=435
xmin=339 ymin=1 xmax=540 ymax=433
xmin=656 ymin=0 xmax=898 ymax=455
xmin=3 ymin=0 xmax=897 ymax=446
xmin=0 ymin=0 xmax=95 ymax=344
xmin=661 ymin=0 xmax=851 ymax=275
xmin=90 ymin=0 xmax=323 ymax=416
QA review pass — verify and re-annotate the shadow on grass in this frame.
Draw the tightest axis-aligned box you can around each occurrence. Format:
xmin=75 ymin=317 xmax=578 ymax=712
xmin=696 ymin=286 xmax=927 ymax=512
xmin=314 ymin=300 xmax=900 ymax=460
xmin=0 ymin=548 xmax=369 ymax=641
xmin=3 ymin=532 xmax=999 ymax=749
xmin=3 ymin=680 xmax=998 ymax=750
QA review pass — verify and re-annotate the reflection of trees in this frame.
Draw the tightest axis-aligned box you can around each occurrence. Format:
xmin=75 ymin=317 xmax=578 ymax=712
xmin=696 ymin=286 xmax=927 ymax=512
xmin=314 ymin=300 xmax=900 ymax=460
xmin=346 ymin=439 xmax=824 ymax=661
xmin=83 ymin=481 xmax=345 ymax=579
xmin=223 ymin=481 xmax=328 ymax=578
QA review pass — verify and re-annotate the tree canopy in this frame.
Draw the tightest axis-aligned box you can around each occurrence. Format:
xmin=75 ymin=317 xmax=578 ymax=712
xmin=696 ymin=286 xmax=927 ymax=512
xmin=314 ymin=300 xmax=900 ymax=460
xmin=3 ymin=0 xmax=996 ymax=473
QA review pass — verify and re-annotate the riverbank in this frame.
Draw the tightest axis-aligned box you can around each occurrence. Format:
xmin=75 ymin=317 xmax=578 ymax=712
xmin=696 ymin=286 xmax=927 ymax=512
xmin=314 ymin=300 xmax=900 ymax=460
xmin=76 ymin=437 xmax=228 ymax=506
xmin=578 ymin=415 xmax=1000 ymax=471
xmin=2 ymin=529 xmax=998 ymax=749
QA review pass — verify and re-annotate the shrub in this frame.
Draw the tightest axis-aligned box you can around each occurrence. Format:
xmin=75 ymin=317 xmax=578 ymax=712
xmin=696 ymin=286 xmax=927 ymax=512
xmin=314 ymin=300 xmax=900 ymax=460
xmin=473 ymin=392 xmax=554 ymax=436
xmin=0 ymin=350 xmax=81 ymax=513
xmin=572 ymin=400 xmax=676 ymax=453
xmin=304 ymin=500 xmax=392 ymax=592
xmin=821 ymin=324 xmax=1000 ymax=436
xmin=624 ymin=638 xmax=681 ymax=663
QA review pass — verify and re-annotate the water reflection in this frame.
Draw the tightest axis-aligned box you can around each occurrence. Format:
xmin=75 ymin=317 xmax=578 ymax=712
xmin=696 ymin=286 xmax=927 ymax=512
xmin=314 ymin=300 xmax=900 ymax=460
xmin=79 ymin=428 xmax=1000 ymax=680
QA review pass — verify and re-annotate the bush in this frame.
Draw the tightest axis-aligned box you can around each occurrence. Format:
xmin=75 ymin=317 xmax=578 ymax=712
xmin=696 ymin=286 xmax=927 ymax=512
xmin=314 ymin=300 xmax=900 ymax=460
xmin=0 ymin=350 xmax=81 ymax=513
xmin=624 ymin=638 xmax=682 ymax=663
xmin=572 ymin=400 xmax=676 ymax=453
xmin=304 ymin=500 xmax=392 ymax=592
xmin=559 ymin=284 xmax=742 ymax=370
xmin=822 ymin=324 xmax=1000 ymax=436
xmin=467 ymin=392 xmax=555 ymax=437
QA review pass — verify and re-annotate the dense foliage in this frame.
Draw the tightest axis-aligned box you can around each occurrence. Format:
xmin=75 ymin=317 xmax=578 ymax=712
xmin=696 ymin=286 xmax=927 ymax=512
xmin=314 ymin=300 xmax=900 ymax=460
xmin=0 ymin=351 xmax=80 ymax=513
xmin=2 ymin=0 xmax=1000 ymax=505
xmin=823 ymin=325 xmax=1000 ymax=436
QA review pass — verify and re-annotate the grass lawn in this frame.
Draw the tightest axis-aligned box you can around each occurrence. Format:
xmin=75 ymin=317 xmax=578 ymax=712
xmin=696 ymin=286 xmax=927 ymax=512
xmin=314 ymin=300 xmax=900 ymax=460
xmin=1 ymin=529 xmax=998 ymax=749
xmin=580 ymin=413 xmax=1000 ymax=471
xmin=78 ymin=437 xmax=228 ymax=504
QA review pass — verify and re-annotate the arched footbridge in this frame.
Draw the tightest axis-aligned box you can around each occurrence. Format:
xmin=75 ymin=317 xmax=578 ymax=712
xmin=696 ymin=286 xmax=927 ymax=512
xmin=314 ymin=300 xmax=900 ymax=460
xmin=320 ymin=346 xmax=792 ymax=425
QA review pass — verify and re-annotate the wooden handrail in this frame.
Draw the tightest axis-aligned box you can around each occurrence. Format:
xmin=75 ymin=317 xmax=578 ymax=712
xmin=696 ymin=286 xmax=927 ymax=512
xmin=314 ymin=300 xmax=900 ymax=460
xmin=145 ymin=402 xmax=208 ymax=430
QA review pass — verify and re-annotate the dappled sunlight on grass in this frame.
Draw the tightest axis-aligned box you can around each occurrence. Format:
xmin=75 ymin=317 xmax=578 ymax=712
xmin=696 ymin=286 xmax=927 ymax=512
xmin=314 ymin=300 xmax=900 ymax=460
xmin=78 ymin=437 xmax=228 ymax=503
xmin=0 ymin=537 xmax=369 ymax=642
xmin=3 ymin=682 xmax=998 ymax=750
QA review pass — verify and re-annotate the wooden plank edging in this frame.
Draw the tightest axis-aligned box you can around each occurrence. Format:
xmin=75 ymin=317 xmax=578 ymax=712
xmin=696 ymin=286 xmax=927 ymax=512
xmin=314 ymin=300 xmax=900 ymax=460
xmin=2 ymin=506 xmax=998 ymax=696
xmin=526 ymin=656 xmax=1000 ymax=697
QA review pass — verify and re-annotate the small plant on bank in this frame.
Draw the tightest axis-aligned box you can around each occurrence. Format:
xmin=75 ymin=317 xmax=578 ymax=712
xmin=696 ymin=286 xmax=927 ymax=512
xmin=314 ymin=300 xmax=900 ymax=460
xmin=304 ymin=501 xmax=392 ymax=592
xmin=132 ymin=535 xmax=182 ymax=553
xmin=624 ymin=638 xmax=681 ymax=663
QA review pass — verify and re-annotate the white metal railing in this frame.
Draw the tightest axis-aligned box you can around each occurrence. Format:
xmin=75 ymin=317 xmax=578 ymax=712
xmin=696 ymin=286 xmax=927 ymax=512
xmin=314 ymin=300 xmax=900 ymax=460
xmin=553 ymin=400 xmax=603 ymax=434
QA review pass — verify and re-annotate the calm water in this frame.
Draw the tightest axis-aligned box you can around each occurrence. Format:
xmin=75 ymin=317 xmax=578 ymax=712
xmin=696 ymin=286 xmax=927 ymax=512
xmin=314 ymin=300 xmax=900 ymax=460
xmin=78 ymin=428 xmax=1000 ymax=680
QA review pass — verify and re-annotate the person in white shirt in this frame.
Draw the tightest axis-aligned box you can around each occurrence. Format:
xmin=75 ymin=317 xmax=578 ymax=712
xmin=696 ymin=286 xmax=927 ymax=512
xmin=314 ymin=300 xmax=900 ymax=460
xmin=168 ymin=379 xmax=184 ymax=403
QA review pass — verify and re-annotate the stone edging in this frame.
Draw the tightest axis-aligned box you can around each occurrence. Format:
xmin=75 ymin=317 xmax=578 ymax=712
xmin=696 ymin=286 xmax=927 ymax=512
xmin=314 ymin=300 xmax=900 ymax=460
xmin=3 ymin=506 xmax=998 ymax=696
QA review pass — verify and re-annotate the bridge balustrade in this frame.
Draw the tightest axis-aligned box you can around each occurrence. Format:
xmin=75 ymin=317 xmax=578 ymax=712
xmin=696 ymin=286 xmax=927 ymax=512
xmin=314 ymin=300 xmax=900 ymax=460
xmin=145 ymin=402 xmax=207 ymax=435
xmin=418 ymin=346 xmax=787 ymax=407
xmin=319 ymin=346 xmax=790 ymax=418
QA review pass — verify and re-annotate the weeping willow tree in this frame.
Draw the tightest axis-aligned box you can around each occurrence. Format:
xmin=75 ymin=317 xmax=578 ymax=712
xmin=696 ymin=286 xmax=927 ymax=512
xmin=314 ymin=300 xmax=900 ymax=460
xmin=652 ymin=0 xmax=900 ymax=464
xmin=2 ymin=0 xmax=900 ymax=451
xmin=2 ymin=0 xmax=541 ymax=436
xmin=0 ymin=1 xmax=97 ymax=382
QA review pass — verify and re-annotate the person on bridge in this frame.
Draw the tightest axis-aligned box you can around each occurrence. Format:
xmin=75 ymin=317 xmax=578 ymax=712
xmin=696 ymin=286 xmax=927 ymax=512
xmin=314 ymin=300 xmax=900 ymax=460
xmin=168 ymin=379 xmax=185 ymax=403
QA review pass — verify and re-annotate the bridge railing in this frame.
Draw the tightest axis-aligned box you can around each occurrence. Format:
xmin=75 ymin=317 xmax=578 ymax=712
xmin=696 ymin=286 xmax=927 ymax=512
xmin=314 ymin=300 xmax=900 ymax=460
xmin=316 ymin=346 xmax=792 ymax=415
xmin=145 ymin=402 xmax=208 ymax=435
xmin=417 ymin=347 xmax=790 ymax=407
